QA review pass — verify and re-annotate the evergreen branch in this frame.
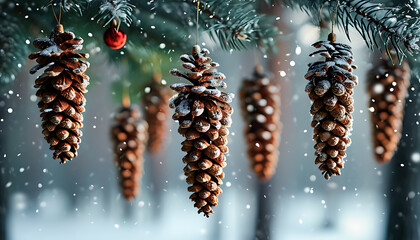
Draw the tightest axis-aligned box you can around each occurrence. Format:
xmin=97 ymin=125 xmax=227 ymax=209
xmin=169 ymin=0 xmax=279 ymax=51
xmin=202 ymin=0 xmax=279 ymax=50
xmin=96 ymin=0 xmax=134 ymax=27
xmin=0 ymin=9 xmax=29 ymax=86
xmin=45 ymin=0 xmax=85 ymax=15
xmin=280 ymin=0 xmax=420 ymax=59
xmin=337 ymin=0 xmax=420 ymax=59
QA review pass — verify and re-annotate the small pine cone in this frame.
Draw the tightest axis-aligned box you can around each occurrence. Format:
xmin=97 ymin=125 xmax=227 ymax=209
xmin=169 ymin=45 xmax=234 ymax=217
xmin=367 ymin=55 xmax=410 ymax=163
xmin=28 ymin=24 xmax=90 ymax=164
xmin=111 ymin=105 xmax=148 ymax=200
xmin=304 ymin=33 xmax=358 ymax=180
xmin=143 ymin=77 xmax=172 ymax=153
xmin=239 ymin=65 xmax=281 ymax=181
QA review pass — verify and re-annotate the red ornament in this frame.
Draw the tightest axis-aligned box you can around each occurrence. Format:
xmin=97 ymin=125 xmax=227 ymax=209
xmin=103 ymin=26 xmax=127 ymax=49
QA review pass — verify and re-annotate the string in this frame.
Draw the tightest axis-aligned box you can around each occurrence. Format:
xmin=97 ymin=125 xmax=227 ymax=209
xmin=51 ymin=1 xmax=60 ymax=25
xmin=196 ymin=0 xmax=200 ymax=45
xmin=122 ymin=84 xmax=131 ymax=108
xmin=331 ymin=1 xmax=339 ymax=34
xmin=254 ymin=48 xmax=260 ymax=67
xmin=59 ymin=4 xmax=62 ymax=24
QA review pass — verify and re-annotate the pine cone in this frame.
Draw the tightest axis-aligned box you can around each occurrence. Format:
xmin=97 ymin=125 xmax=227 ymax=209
xmin=143 ymin=76 xmax=172 ymax=153
xmin=169 ymin=45 xmax=234 ymax=217
xmin=304 ymin=33 xmax=358 ymax=180
xmin=28 ymin=25 xmax=90 ymax=164
xmin=111 ymin=105 xmax=148 ymax=200
xmin=367 ymin=55 xmax=410 ymax=163
xmin=239 ymin=65 xmax=281 ymax=181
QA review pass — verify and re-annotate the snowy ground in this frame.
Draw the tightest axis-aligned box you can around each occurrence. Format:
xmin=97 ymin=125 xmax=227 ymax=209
xmin=8 ymin=188 xmax=385 ymax=240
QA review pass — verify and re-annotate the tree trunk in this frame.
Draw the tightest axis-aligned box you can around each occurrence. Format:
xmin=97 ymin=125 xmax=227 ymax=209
xmin=386 ymin=79 xmax=420 ymax=240
xmin=0 ymin=92 xmax=8 ymax=240
xmin=254 ymin=181 xmax=273 ymax=240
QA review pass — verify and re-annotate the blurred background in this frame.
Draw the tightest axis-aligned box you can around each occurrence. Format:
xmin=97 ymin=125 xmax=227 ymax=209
xmin=1 ymin=1 xmax=420 ymax=240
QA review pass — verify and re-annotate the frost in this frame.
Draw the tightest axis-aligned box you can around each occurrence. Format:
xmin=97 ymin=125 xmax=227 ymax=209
xmin=40 ymin=44 xmax=61 ymax=56
xmin=265 ymin=106 xmax=274 ymax=115
xmin=261 ymin=131 xmax=271 ymax=140
xmin=257 ymin=99 xmax=267 ymax=107
xmin=99 ymin=0 xmax=134 ymax=26
xmin=170 ymin=83 xmax=189 ymax=88
xmin=203 ymin=88 xmax=221 ymax=97
xmin=406 ymin=35 xmax=420 ymax=51
xmin=246 ymin=105 xmax=254 ymax=112
xmin=256 ymin=114 xmax=266 ymax=123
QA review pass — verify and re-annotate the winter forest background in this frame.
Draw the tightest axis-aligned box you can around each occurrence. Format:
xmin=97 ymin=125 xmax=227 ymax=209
xmin=2 ymin=0 xmax=420 ymax=240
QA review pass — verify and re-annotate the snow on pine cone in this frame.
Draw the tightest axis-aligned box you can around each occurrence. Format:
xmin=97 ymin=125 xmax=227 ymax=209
xmin=28 ymin=24 xmax=90 ymax=164
xmin=111 ymin=105 xmax=148 ymax=200
xmin=304 ymin=33 xmax=358 ymax=180
xmin=143 ymin=77 xmax=172 ymax=154
xmin=169 ymin=45 xmax=234 ymax=217
xmin=367 ymin=55 xmax=410 ymax=163
xmin=239 ymin=65 xmax=281 ymax=181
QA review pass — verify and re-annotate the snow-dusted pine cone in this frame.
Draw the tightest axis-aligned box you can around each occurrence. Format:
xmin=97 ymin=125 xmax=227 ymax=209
xmin=367 ymin=55 xmax=410 ymax=163
xmin=28 ymin=24 xmax=89 ymax=164
xmin=304 ymin=33 xmax=358 ymax=180
xmin=111 ymin=105 xmax=148 ymax=200
xmin=143 ymin=76 xmax=172 ymax=153
xmin=169 ymin=45 xmax=234 ymax=217
xmin=239 ymin=65 xmax=281 ymax=181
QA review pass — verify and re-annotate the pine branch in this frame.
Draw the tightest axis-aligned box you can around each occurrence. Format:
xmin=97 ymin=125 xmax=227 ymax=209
xmin=280 ymin=0 xmax=420 ymax=59
xmin=96 ymin=0 xmax=134 ymax=27
xmin=168 ymin=0 xmax=279 ymax=51
xmin=46 ymin=0 xmax=85 ymax=14
xmin=0 ymin=9 xmax=29 ymax=87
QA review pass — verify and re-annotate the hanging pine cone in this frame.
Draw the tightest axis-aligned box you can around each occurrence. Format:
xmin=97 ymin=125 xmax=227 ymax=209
xmin=239 ymin=65 xmax=281 ymax=181
xmin=169 ymin=45 xmax=234 ymax=217
xmin=304 ymin=33 xmax=358 ymax=180
xmin=111 ymin=105 xmax=148 ymax=200
xmin=28 ymin=24 xmax=89 ymax=164
xmin=143 ymin=75 xmax=172 ymax=154
xmin=367 ymin=54 xmax=410 ymax=163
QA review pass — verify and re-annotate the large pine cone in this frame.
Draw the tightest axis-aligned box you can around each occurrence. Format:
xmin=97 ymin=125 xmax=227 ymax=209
xmin=239 ymin=65 xmax=281 ymax=181
xmin=143 ymin=77 xmax=172 ymax=153
xmin=111 ymin=105 xmax=148 ymax=200
xmin=28 ymin=25 xmax=90 ymax=164
xmin=304 ymin=33 xmax=358 ymax=180
xmin=169 ymin=45 xmax=234 ymax=217
xmin=367 ymin=55 xmax=410 ymax=163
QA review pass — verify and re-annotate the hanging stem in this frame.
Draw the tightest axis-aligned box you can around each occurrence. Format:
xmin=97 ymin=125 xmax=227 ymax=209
xmin=254 ymin=48 xmax=262 ymax=72
xmin=196 ymin=0 xmax=200 ymax=45
xmin=328 ymin=2 xmax=339 ymax=42
xmin=50 ymin=0 xmax=61 ymax=25
xmin=122 ymin=84 xmax=131 ymax=108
